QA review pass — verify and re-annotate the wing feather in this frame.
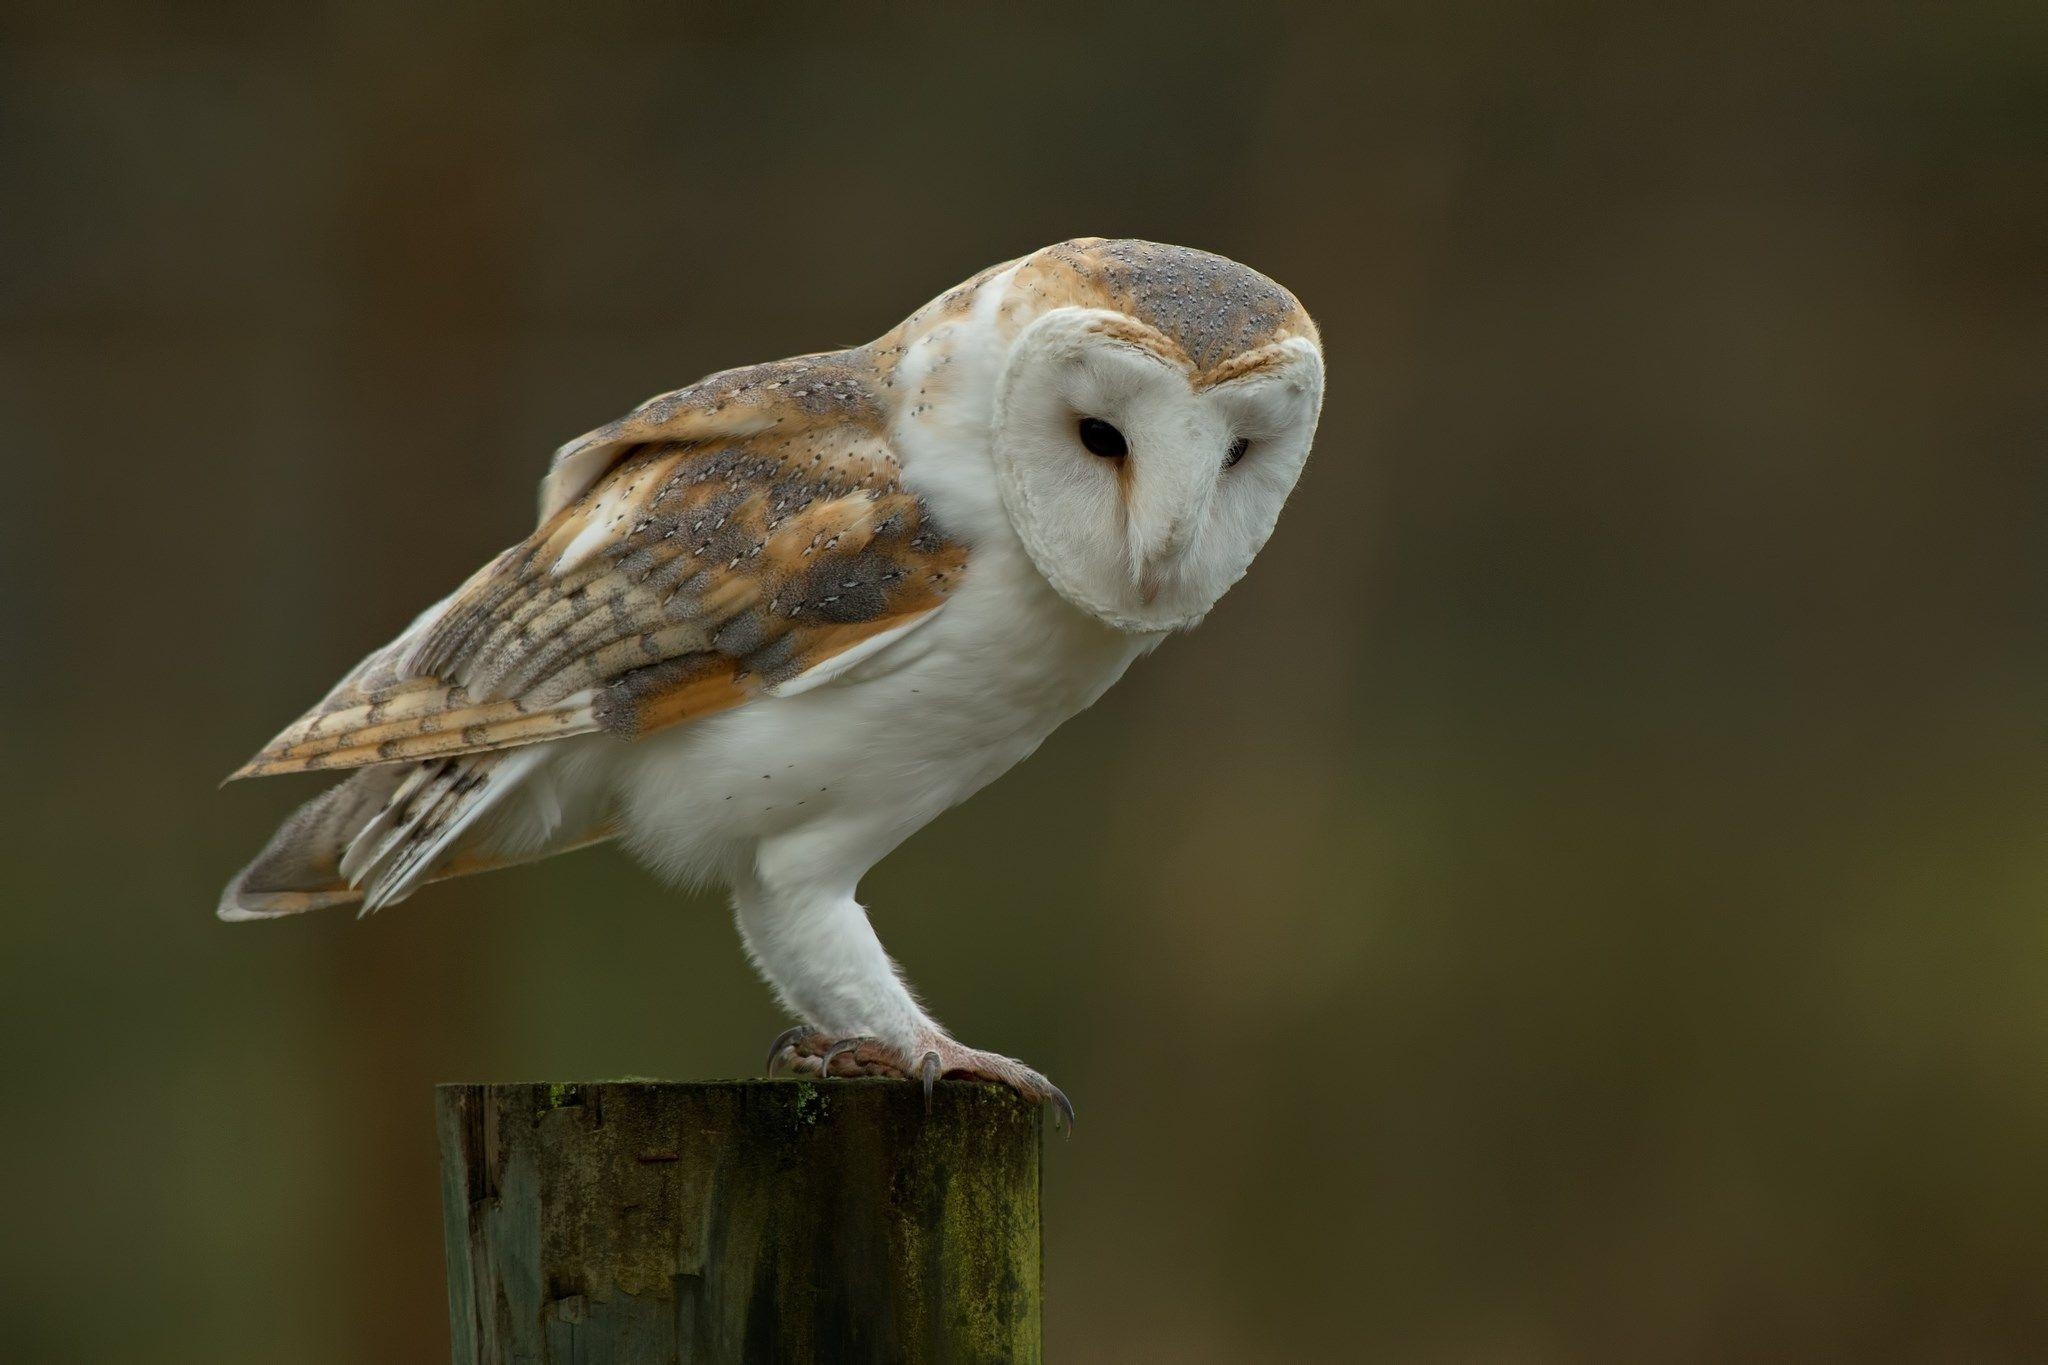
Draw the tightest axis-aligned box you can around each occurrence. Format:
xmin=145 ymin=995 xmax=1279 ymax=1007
xmin=230 ymin=352 xmax=965 ymax=782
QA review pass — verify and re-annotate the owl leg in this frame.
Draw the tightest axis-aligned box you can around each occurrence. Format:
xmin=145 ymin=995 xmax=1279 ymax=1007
xmin=732 ymin=863 xmax=929 ymax=1061
xmin=734 ymin=851 xmax=1072 ymax=1126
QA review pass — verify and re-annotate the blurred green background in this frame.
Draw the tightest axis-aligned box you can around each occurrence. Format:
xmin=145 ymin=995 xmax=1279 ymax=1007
xmin=3 ymin=3 xmax=2043 ymax=1360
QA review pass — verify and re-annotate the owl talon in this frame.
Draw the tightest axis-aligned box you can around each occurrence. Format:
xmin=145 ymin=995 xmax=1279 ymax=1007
xmin=1047 ymin=1084 xmax=1076 ymax=1133
xmin=920 ymin=1051 xmax=941 ymax=1109
xmin=822 ymin=1035 xmax=873 ymax=1078
xmin=764 ymin=1024 xmax=812 ymax=1075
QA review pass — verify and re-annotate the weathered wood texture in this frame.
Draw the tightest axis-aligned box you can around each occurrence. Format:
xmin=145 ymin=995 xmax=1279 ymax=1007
xmin=437 ymin=1080 xmax=1042 ymax=1363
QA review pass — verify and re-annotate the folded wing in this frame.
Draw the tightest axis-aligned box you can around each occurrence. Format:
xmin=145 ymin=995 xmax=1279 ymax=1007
xmin=231 ymin=361 xmax=966 ymax=781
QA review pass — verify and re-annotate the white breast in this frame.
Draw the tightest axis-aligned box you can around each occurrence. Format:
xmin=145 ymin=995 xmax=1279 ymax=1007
xmin=609 ymin=532 xmax=1146 ymax=890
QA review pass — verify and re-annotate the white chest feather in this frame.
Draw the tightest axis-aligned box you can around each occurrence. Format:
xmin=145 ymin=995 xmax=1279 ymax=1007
xmin=609 ymin=535 xmax=1146 ymax=888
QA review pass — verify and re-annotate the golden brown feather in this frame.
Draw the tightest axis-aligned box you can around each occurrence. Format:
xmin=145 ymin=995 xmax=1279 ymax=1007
xmin=230 ymin=383 xmax=967 ymax=781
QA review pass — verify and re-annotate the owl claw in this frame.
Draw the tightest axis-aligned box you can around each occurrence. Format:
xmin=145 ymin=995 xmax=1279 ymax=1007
xmin=920 ymin=1051 xmax=941 ymax=1109
xmin=823 ymin=1035 xmax=874 ymax=1077
xmin=764 ymin=1024 xmax=812 ymax=1075
xmin=916 ymin=1041 xmax=1072 ymax=1131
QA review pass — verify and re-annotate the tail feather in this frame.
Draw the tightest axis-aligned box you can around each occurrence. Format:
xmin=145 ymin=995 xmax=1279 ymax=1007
xmin=336 ymin=761 xmax=446 ymax=888
xmin=218 ymin=766 xmax=410 ymax=920
xmin=358 ymin=750 xmax=538 ymax=911
xmin=218 ymin=745 xmax=612 ymax=921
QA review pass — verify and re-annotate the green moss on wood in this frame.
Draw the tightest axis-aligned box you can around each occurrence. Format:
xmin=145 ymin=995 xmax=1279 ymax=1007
xmin=792 ymin=1079 xmax=828 ymax=1126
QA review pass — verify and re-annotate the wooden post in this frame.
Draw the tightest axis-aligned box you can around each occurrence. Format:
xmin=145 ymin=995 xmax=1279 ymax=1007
xmin=436 ymin=1079 xmax=1043 ymax=1363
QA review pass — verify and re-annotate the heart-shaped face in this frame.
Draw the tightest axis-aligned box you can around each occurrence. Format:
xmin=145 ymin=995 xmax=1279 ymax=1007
xmin=991 ymin=307 xmax=1324 ymax=633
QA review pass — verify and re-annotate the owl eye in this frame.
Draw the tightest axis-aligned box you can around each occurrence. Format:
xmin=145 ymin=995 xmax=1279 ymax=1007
xmin=1223 ymin=437 xmax=1251 ymax=469
xmin=1077 ymin=417 xmax=1128 ymax=460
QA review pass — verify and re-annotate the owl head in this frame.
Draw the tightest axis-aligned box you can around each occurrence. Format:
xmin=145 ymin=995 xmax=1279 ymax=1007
xmin=986 ymin=239 xmax=1324 ymax=634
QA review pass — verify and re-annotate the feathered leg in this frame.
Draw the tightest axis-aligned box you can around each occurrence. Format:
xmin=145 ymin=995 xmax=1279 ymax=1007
xmin=734 ymin=856 xmax=1072 ymax=1126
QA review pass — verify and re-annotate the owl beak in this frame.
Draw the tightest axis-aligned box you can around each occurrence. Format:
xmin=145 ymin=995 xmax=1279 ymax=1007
xmin=1135 ymin=522 xmax=1191 ymax=605
xmin=1126 ymin=427 xmax=1218 ymax=609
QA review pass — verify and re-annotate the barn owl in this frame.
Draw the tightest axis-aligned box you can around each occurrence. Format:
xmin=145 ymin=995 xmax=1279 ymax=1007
xmin=221 ymin=238 xmax=1324 ymax=1123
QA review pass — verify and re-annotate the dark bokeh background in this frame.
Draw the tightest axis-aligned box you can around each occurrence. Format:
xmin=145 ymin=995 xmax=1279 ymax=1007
xmin=4 ymin=4 xmax=2043 ymax=1360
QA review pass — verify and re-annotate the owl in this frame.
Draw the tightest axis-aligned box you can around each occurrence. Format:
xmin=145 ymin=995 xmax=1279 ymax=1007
xmin=221 ymin=238 xmax=1324 ymax=1123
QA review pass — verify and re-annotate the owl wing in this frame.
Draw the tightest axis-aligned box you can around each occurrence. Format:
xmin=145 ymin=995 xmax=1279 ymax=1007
xmin=230 ymin=356 xmax=966 ymax=782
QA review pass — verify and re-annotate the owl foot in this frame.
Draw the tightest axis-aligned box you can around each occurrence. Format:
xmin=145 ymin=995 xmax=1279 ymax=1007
xmin=764 ymin=1027 xmax=1074 ymax=1130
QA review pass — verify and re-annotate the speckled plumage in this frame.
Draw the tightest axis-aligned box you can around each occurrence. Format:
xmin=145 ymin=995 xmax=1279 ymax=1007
xmin=235 ymin=436 xmax=962 ymax=778
xmin=222 ymin=239 xmax=1324 ymax=1114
